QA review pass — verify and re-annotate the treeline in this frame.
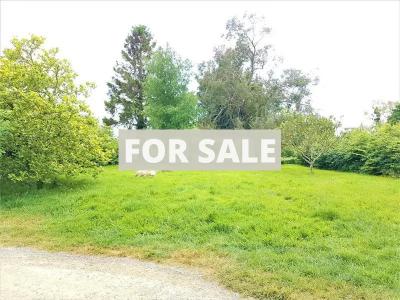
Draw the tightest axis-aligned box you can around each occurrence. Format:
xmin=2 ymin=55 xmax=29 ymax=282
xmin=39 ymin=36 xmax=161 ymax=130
xmin=104 ymin=14 xmax=317 ymax=131
xmin=280 ymin=101 xmax=400 ymax=176
xmin=1 ymin=14 xmax=399 ymax=186
xmin=4 ymin=13 xmax=317 ymax=186
xmin=316 ymin=111 xmax=400 ymax=176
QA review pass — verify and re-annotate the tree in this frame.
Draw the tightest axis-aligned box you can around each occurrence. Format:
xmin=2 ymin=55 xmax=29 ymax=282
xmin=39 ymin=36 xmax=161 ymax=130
xmin=144 ymin=47 xmax=197 ymax=129
xmin=281 ymin=114 xmax=338 ymax=172
xmin=370 ymin=101 xmax=396 ymax=125
xmin=197 ymin=14 xmax=317 ymax=129
xmin=104 ymin=25 xmax=155 ymax=129
xmin=388 ymin=102 xmax=400 ymax=125
xmin=197 ymin=48 xmax=261 ymax=129
xmin=0 ymin=36 xmax=111 ymax=186
xmin=198 ymin=13 xmax=278 ymax=129
xmin=280 ymin=69 xmax=316 ymax=113
xmin=224 ymin=13 xmax=272 ymax=83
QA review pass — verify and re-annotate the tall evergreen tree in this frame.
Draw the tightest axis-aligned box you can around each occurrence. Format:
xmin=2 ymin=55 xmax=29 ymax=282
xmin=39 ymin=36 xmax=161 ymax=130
xmin=104 ymin=25 xmax=155 ymax=129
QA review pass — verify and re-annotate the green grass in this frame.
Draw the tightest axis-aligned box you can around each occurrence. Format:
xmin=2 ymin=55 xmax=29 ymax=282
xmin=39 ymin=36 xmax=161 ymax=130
xmin=1 ymin=165 xmax=399 ymax=299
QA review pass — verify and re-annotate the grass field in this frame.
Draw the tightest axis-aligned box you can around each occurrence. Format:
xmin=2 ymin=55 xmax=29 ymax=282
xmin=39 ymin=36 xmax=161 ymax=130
xmin=1 ymin=165 xmax=399 ymax=299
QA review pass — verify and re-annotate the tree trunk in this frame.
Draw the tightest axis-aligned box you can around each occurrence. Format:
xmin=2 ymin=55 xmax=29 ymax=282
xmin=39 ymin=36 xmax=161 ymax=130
xmin=136 ymin=115 xmax=147 ymax=129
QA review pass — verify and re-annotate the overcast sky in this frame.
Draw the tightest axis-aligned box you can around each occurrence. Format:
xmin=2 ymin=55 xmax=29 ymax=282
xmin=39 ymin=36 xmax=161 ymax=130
xmin=1 ymin=0 xmax=399 ymax=128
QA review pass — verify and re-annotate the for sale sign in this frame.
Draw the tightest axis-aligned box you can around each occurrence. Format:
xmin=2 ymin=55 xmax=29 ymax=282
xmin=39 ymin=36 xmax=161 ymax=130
xmin=119 ymin=130 xmax=281 ymax=170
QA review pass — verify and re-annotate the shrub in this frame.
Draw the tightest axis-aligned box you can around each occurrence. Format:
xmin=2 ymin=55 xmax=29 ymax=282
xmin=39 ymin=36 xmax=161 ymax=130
xmin=316 ymin=124 xmax=400 ymax=176
xmin=362 ymin=124 xmax=400 ymax=176
xmin=316 ymin=129 xmax=370 ymax=172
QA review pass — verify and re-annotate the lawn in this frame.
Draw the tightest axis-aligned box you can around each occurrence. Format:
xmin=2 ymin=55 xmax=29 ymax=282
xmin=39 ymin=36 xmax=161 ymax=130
xmin=1 ymin=165 xmax=399 ymax=299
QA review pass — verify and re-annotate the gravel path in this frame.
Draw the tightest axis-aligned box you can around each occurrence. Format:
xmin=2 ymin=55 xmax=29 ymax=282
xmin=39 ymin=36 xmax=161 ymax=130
xmin=0 ymin=247 xmax=241 ymax=300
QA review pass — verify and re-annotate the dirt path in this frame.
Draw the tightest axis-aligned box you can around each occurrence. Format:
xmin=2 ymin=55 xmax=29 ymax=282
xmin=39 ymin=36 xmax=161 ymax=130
xmin=0 ymin=247 xmax=241 ymax=300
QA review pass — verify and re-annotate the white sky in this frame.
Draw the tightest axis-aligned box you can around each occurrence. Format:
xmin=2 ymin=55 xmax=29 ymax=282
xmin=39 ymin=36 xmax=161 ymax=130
xmin=1 ymin=0 xmax=399 ymax=128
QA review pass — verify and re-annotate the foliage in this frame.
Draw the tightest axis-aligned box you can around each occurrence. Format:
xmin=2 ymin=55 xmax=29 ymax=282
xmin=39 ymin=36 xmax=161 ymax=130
xmin=0 ymin=36 xmax=111 ymax=185
xmin=316 ymin=129 xmax=370 ymax=172
xmin=279 ymin=69 xmax=316 ymax=113
xmin=197 ymin=14 xmax=317 ymax=129
xmin=197 ymin=48 xmax=265 ymax=129
xmin=388 ymin=102 xmax=400 ymax=125
xmin=281 ymin=114 xmax=338 ymax=171
xmin=144 ymin=47 xmax=197 ymax=129
xmin=317 ymin=124 xmax=400 ymax=176
xmin=0 ymin=109 xmax=11 ymax=160
xmin=99 ymin=126 xmax=118 ymax=165
xmin=1 ymin=166 xmax=399 ymax=299
xmin=223 ymin=13 xmax=272 ymax=83
xmin=362 ymin=124 xmax=400 ymax=175
xmin=369 ymin=100 xmax=397 ymax=125
xmin=104 ymin=25 xmax=155 ymax=129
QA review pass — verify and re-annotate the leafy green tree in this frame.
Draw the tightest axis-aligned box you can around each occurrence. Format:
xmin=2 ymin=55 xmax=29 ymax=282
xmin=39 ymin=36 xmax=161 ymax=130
xmin=0 ymin=36 xmax=111 ymax=186
xmin=281 ymin=114 xmax=338 ymax=172
xmin=198 ymin=48 xmax=259 ymax=129
xmin=388 ymin=102 xmax=400 ymax=125
xmin=280 ymin=69 xmax=316 ymax=113
xmin=104 ymin=25 xmax=155 ymax=129
xmin=197 ymin=14 xmax=317 ymax=129
xmin=144 ymin=47 xmax=197 ymax=129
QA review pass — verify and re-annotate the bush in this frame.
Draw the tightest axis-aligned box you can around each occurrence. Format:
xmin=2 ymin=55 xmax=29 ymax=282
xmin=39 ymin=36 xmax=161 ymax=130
xmin=362 ymin=124 xmax=400 ymax=176
xmin=281 ymin=156 xmax=301 ymax=165
xmin=316 ymin=129 xmax=370 ymax=172
xmin=316 ymin=124 xmax=400 ymax=176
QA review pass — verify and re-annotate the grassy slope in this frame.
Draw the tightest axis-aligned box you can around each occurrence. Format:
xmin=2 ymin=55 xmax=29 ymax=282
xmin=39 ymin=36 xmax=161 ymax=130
xmin=1 ymin=165 xmax=399 ymax=299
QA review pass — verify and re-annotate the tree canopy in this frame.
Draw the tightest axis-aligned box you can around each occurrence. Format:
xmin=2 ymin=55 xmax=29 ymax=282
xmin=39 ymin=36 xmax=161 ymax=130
xmin=388 ymin=102 xmax=400 ymax=125
xmin=282 ymin=114 xmax=338 ymax=172
xmin=0 ymin=36 xmax=111 ymax=185
xmin=144 ymin=47 xmax=197 ymax=129
xmin=197 ymin=14 xmax=317 ymax=129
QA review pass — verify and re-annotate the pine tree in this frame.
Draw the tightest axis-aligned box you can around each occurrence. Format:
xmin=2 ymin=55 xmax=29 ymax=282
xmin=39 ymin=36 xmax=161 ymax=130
xmin=104 ymin=25 xmax=155 ymax=129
